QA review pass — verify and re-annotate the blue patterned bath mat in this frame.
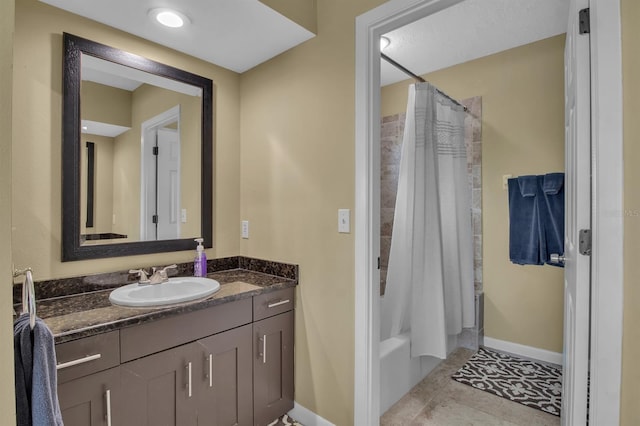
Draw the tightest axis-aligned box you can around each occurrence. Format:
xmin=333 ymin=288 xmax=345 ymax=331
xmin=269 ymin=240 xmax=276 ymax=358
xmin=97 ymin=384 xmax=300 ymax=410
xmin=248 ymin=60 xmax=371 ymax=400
xmin=452 ymin=346 xmax=562 ymax=416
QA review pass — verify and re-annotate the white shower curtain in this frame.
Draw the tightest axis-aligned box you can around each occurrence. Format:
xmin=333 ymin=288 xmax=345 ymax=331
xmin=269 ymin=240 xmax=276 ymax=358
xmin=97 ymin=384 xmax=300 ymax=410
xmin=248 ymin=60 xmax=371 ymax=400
xmin=381 ymin=82 xmax=474 ymax=359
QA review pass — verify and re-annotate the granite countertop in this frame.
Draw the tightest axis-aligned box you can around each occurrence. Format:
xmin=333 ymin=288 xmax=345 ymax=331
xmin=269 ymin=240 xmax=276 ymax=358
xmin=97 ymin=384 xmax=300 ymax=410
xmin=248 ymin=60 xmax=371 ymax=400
xmin=17 ymin=258 xmax=298 ymax=344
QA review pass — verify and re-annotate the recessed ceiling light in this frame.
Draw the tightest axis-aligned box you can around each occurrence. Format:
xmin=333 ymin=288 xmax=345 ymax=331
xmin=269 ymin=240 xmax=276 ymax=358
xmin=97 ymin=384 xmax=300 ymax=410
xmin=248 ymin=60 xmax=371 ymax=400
xmin=149 ymin=8 xmax=190 ymax=28
xmin=380 ymin=36 xmax=391 ymax=51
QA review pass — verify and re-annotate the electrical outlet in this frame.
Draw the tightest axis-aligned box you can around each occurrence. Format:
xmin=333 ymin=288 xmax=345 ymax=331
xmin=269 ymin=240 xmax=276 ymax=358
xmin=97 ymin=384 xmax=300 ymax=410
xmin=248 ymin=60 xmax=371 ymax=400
xmin=241 ymin=220 xmax=249 ymax=239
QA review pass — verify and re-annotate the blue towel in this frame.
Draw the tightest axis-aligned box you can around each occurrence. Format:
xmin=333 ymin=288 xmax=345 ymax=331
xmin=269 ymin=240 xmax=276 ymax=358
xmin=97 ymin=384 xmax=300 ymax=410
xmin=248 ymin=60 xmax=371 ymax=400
xmin=539 ymin=173 xmax=565 ymax=266
xmin=14 ymin=313 xmax=63 ymax=426
xmin=508 ymin=173 xmax=565 ymax=267
xmin=508 ymin=176 xmax=543 ymax=265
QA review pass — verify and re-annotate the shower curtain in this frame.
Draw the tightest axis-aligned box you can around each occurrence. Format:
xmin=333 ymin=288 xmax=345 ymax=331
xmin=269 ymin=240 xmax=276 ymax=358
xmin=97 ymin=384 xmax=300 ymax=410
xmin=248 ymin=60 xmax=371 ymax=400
xmin=381 ymin=82 xmax=474 ymax=359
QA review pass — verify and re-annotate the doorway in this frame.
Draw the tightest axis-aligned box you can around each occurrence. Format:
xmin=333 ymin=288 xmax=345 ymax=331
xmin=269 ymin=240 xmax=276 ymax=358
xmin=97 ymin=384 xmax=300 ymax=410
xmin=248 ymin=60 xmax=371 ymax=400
xmin=140 ymin=105 xmax=182 ymax=241
xmin=354 ymin=0 xmax=623 ymax=425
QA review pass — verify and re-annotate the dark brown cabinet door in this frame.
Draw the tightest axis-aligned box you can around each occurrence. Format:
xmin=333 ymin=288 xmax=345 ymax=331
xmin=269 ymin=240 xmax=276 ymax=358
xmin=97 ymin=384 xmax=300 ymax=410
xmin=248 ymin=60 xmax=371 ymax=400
xmin=58 ymin=366 xmax=121 ymax=426
xmin=195 ymin=324 xmax=253 ymax=425
xmin=253 ymin=311 xmax=294 ymax=426
xmin=120 ymin=344 xmax=198 ymax=426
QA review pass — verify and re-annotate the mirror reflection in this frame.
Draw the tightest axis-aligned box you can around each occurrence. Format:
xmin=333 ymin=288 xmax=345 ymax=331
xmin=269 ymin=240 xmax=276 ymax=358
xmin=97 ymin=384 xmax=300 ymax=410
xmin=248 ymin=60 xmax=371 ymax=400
xmin=78 ymin=55 xmax=202 ymax=245
xmin=62 ymin=33 xmax=213 ymax=261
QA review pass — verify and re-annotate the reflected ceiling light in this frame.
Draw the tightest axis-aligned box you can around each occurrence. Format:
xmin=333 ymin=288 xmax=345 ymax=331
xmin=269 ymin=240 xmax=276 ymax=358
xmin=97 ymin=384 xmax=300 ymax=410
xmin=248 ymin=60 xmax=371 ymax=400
xmin=380 ymin=36 xmax=390 ymax=51
xmin=149 ymin=8 xmax=190 ymax=28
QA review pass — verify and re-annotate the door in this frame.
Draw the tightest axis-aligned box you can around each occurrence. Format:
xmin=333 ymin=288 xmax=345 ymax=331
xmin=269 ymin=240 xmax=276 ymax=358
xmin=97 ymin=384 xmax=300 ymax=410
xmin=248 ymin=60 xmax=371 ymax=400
xmin=562 ymin=1 xmax=591 ymax=424
xmin=156 ymin=127 xmax=181 ymax=240
xmin=58 ymin=367 xmax=120 ymax=426
xmin=120 ymin=344 xmax=197 ymax=426
xmin=253 ymin=311 xmax=294 ymax=426
xmin=196 ymin=324 xmax=253 ymax=425
xmin=140 ymin=107 xmax=181 ymax=241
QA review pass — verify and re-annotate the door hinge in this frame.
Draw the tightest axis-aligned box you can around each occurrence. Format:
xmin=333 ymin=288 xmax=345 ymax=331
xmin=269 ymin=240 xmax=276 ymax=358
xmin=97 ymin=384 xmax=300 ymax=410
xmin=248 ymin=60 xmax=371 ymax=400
xmin=579 ymin=8 xmax=590 ymax=34
xmin=152 ymin=146 xmax=159 ymax=156
xmin=579 ymin=229 xmax=592 ymax=256
xmin=377 ymin=257 xmax=381 ymax=270
xmin=152 ymin=215 xmax=158 ymax=224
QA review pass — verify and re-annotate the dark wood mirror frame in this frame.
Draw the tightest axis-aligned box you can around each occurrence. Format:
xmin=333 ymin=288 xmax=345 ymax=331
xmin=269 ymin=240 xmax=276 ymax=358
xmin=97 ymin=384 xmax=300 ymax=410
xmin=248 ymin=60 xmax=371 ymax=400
xmin=62 ymin=33 xmax=213 ymax=261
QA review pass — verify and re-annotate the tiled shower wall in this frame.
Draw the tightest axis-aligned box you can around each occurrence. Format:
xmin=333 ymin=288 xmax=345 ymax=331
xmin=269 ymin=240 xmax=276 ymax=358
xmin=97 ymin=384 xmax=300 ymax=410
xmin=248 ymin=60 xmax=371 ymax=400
xmin=380 ymin=96 xmax=483 ymax=296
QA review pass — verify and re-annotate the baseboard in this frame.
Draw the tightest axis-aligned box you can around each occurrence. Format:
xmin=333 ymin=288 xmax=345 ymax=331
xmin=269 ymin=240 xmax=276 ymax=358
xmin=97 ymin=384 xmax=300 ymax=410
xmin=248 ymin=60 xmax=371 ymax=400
xmin=288 ymin=402 xmax=335 ymax=426
xmin=483 ymin=336 xmax=563 ymax=366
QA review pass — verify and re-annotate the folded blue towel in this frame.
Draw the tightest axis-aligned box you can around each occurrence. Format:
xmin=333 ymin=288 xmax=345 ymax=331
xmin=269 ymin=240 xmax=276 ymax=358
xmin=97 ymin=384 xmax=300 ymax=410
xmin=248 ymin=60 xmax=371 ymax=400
xmin=508 ymin=176 xmax=543 ymax=265
xmin=508 ymin=173 xmax=565 ymax=267
xmin=517 ymin=175 xmax=538 ymax=197
xmin=14 ymin=313 xmax=63 ymax=426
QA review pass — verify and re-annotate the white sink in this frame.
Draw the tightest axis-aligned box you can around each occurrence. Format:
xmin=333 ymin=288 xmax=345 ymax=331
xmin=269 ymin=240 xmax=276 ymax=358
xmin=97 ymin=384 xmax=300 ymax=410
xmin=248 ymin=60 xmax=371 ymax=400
xmin=109 ymin=277 xmax=221 ymax=307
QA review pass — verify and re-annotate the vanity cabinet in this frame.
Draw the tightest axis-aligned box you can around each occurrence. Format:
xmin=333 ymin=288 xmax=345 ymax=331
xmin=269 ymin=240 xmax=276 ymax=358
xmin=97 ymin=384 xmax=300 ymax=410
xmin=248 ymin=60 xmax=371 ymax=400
xmin=252 ymin=288 xmax=295 ymax=426
xmin=55 ymin=289 xmax=295 ymax=426
xmin=119 ymin=325 xmax=254 ymax=426
xmin=56 ymin=330 xmax=121 ymax=426
xmin=253 ymin=311 xmax=294 ymax=426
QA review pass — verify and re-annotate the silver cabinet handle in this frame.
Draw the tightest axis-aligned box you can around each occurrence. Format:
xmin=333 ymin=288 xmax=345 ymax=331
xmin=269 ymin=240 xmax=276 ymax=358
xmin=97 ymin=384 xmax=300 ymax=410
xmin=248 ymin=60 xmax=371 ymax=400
xmin=56 ymin=353 xmax=102 ymax=370
xmin=262 ymin=335 xmax=267 ymax=364
xmin=105 ymin=389 xmax=112 ymax=426
xmin=187 ymin=362 xmax=192 ymax=398
xmin=208 ymin=354 xmax=213 ymax=388
xmin=267 ymin=299 xmax=290 ymax=308
xmin=550 ymin=253 xmax=566 ymax=264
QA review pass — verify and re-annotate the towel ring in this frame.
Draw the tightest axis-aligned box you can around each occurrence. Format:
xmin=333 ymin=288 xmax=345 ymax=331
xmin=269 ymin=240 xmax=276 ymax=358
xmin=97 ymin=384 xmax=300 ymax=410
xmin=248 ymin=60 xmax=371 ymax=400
xmin=14 ymin=267 xmax=36 ymax=329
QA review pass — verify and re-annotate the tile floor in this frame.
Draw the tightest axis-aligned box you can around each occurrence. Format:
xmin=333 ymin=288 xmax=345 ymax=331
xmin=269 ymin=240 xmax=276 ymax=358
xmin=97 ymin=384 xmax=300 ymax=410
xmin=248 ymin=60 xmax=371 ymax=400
xmin=380 ymin=348 xmax=561 ymax=426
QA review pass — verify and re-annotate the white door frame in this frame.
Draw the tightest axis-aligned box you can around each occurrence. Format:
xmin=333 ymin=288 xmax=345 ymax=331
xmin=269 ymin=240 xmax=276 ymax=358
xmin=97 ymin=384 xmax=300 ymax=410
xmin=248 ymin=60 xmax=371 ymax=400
xmin=353 ymin=0 xmax=623 ymax=424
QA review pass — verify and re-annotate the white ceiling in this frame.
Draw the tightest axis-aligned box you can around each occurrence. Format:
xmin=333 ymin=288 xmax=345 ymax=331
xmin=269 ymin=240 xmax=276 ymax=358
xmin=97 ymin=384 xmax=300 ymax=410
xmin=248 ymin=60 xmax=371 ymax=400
xmin=41 ymin=0 xmax=568 ymax=84
xmin=381 ymin=0 xmax=570 ymax=86
xmin=40 ymin=0 xmax=315 ymax=73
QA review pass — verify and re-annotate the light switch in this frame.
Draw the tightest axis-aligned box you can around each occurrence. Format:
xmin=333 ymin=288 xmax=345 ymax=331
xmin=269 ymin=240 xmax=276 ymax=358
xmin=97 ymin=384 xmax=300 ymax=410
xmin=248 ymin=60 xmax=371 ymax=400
xmin=338 ymin=209 xmax=350 ymax=233
xmin=241 ymin=220 xmax=249 ymax=239
xmin=181 ymin=209 xmax=187 ymax=223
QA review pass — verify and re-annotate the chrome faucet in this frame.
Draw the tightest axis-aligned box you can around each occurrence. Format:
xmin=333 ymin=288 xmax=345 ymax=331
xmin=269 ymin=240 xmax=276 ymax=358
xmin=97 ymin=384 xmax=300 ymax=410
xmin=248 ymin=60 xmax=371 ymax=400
xmin=129 ymin=264 xmax=177 ymax=285
xmin=148 ymin=264 xmax=178 ymax=284
xmin=128 ymin=268 xmax=150 ymax=284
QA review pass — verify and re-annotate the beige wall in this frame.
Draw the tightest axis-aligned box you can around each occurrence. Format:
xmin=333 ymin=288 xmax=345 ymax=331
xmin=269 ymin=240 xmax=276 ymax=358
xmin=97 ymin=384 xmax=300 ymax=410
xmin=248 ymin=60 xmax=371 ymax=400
xmin=12 ymin=0 xmax=241 ymax=279
xmin=0 ymin=0 xmax=16 ymax=423
xmin=621 ymin=0 xmax=640 ymax=423
xmin=381 ymin=36 xmax=566 ymax=353
xmin=81 ymin=81 xmax=132 ymax=127
xmin=81 ymin=134 xmax=115 ymax=234
xmin=239 ymin=0 xmax=384 ymax=423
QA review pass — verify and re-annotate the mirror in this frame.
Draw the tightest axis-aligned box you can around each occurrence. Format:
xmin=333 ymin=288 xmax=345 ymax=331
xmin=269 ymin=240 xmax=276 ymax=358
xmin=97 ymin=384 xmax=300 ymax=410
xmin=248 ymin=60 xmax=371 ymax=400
xmin=62 ymin=33 xmax=213 ymax=261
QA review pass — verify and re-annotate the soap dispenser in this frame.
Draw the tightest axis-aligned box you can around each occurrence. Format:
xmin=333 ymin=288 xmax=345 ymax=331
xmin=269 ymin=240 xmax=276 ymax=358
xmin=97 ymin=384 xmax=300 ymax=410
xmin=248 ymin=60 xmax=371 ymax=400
xmin=193 ymin=238 xmax=207 ymax=277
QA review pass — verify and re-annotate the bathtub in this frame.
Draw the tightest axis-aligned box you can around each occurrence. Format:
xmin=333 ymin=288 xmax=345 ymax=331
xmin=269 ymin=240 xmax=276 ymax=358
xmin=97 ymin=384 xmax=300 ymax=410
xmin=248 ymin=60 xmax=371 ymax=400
xmin=378 ymin=292 xmax=482 ymax=415
xmin=379 ymin=333 xmax=441 ymax=415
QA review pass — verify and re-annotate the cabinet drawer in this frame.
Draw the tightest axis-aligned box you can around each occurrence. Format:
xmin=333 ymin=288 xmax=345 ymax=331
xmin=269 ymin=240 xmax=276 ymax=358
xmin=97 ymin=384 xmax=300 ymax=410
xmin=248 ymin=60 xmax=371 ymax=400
xmin=120 ymin=298 xmax=252 ymax=362
xmin=56 ymin=330 xmax=120 ymax=384
xmin=253 ymin=287 xmax=295 ymax=321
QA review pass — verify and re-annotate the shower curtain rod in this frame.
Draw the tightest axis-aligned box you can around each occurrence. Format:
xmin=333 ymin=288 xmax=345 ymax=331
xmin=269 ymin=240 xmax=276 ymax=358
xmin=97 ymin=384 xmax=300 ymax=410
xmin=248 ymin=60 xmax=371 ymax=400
xmin=381 ymin=52 xmax=467 ymax=111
